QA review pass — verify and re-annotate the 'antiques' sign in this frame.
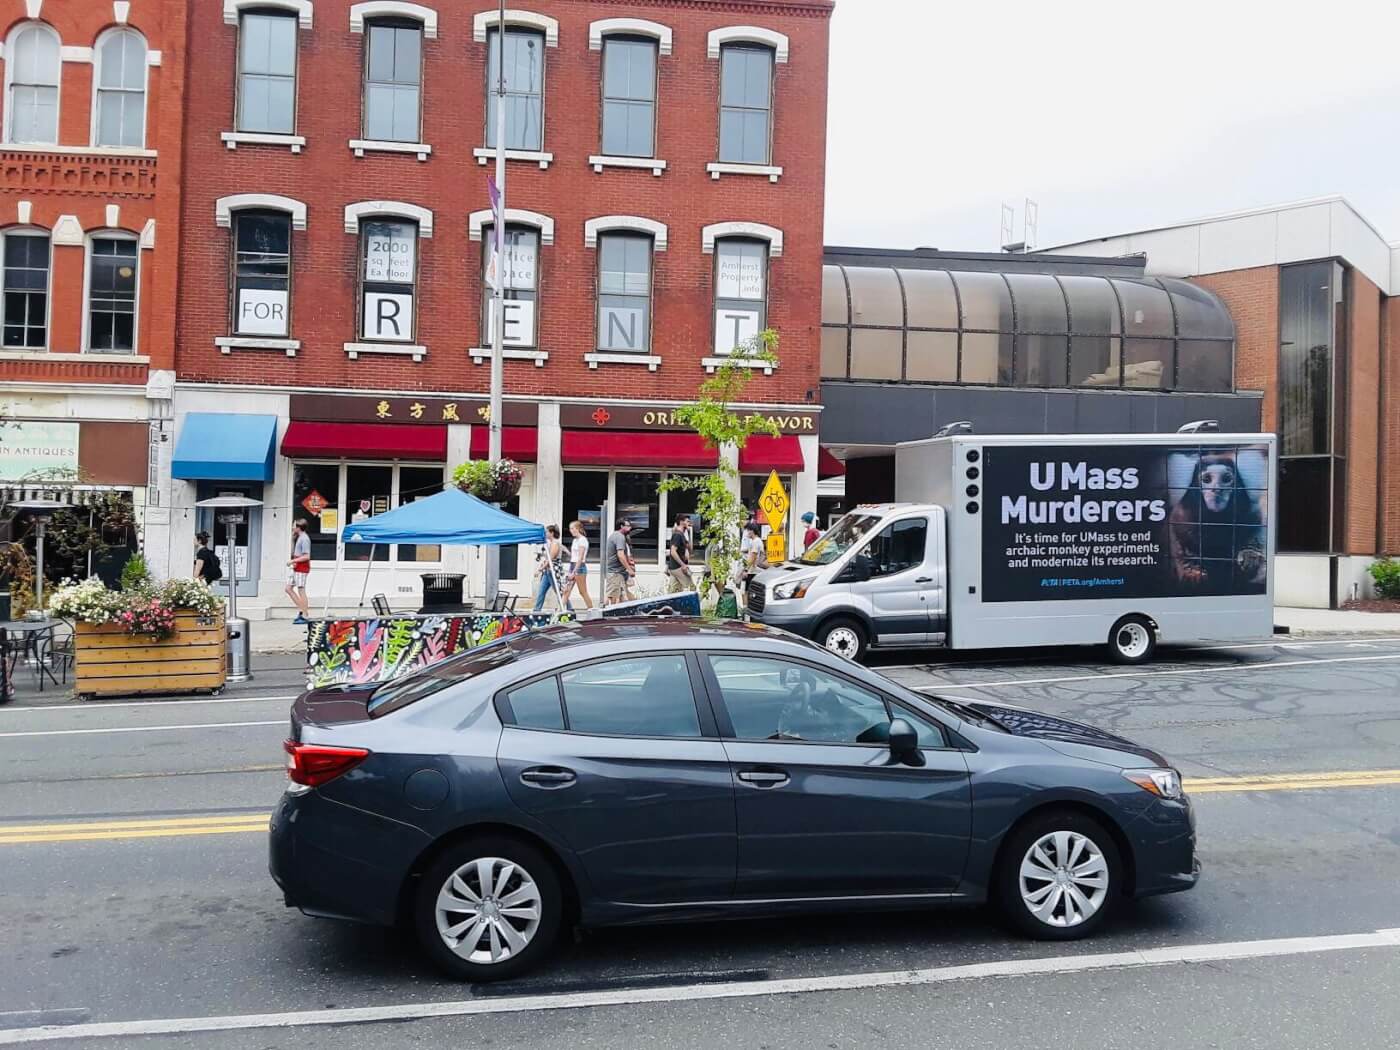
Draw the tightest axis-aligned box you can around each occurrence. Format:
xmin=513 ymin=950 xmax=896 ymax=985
xmin=0 ymin=420 xmax=80 ymax=481
xmin=290 ymin=394 xmax=538 ymax=427
xmin=560 ymin=404 xmax=818 ymax=434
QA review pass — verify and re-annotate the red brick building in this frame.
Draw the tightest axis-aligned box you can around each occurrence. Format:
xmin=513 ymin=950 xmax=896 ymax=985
xmin=163 ymin=0 xmax=833 ymax=613
xmin=0 ymin=0 xmax=185 ymax=574
xmin=1049 ymin=197 xmax=1400 ymax=608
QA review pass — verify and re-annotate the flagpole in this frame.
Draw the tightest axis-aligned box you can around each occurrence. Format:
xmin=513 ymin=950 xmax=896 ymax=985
xmin=485 ymin=0 xmax=506 ymax=601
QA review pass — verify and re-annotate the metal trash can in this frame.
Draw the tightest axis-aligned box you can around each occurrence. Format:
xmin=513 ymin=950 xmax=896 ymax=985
xmin=421 ymin=572 xmax=466 ymax=611
xmin=226 ymin=617 xmax=252 ymax=683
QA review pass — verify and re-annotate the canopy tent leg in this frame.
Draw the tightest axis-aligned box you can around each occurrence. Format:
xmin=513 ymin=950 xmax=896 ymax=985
xmin=357 ymin=544 xmax=377 ymax=610
xmin=323 ymin=541 xmax=344 ymax=617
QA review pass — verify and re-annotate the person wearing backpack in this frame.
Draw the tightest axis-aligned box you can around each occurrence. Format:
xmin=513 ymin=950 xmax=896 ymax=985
xmin=193 ymin=532 xmax=224 ymax=585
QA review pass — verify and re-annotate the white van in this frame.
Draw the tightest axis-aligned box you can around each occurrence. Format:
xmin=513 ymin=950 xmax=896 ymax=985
xmin=748 ymin=430 xmax=1277 ymax=662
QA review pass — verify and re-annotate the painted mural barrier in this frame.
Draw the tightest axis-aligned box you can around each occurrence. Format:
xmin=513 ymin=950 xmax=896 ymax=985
xmin=306 ymin=612 xmax=572 ymax=687
xmin=601 ymin=591 xmax=703 ymax=618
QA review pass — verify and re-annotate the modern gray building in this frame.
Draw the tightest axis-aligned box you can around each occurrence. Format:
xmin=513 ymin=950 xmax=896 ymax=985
xmin=819 ymin=246 xmax=1260 ymax=504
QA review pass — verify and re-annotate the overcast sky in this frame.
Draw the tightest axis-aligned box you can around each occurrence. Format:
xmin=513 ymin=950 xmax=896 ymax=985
xmin=824 ymin=0 xmax=1400 ymax=252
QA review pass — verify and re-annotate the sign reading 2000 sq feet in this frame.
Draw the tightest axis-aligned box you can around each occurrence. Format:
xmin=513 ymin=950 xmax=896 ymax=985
xmin=979 ymin=444 xmax=1270 ymax=603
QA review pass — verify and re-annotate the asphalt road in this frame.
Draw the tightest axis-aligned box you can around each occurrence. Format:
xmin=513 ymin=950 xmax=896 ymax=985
xmin=2 ymin=634 xmax=1399 ymax=1047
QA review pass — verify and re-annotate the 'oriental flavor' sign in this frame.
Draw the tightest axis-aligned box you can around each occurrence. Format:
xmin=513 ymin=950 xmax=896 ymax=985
xmin=560 ymin=404 xmax=818 ymax=434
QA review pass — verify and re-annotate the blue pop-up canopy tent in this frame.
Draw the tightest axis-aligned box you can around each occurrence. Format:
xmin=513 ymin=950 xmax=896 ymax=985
xmin=343 ymin=488 xmax=544 ymax=546
xmin=326 ymin=488 xmax=546 ymax=611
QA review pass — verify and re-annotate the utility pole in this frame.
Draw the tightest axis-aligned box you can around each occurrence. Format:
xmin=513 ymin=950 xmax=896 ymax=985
xmin=485 ymin=0 xmax=506 ymax=600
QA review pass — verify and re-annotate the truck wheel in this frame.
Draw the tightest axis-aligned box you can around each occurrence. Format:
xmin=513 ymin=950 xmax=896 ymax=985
xmin=1108 ymin=615 xmax=1155 ymax=664
xmin=818 ymin=617 xmax=867 ymax=661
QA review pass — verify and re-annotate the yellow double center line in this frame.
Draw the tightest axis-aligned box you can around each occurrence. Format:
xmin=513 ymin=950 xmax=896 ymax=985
xmin=2 ymin=769 xmax=1399 ymax=844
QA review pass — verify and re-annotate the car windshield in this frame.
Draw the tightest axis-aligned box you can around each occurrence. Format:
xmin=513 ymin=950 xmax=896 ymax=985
xmin=799 ymin=513 xmax=882 ymax=565
xmin=367 ymin=638 xmax=517 ymax=717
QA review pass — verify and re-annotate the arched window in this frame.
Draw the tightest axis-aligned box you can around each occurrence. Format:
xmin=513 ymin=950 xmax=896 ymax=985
xmin=95 ymin=29 xmax=148 ymax=148
xmin=5 ymin=23 xmax=60 ymax=145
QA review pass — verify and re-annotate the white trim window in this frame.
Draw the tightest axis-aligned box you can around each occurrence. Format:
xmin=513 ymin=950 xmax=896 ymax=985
xmin=718 ymin=44 xmax=774 ymax=165
xmin=482 ymin=223 xmax=539 ymax=349
xmin=596 ymin=232 xmax=652 ymax=353
xmin=362 ymin=17 xmax=422 ymax=142
xmin=86 ymin=234 xmax=140 ymax=354
xmin=359 ymin=218 xmax=419 ymax=343
xmin=484 ymin=26 xmax=545 ymax=151
xmin=292 ymin=460 xmax=445 ymax=564
xmin=94 ymin=28 xmax=148 ymax=148
xmin=5 ymin=23 xmax=61 ymax=145
xmin=231 ymin=210 xmax=293 ymax=337
xmin=714 ymin=238 xmax=768 ymax=356
xmin=2 ymin=230 xmax=51 ymax=349
xmin=236 ymin=9 xmax=299 ymax=134
xmin=600 ymin=34 xmax=656 ymax=158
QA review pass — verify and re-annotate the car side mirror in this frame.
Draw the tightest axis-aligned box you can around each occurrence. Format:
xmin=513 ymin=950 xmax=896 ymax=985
xmin=888 ymin=718 xmax=923 ymax=766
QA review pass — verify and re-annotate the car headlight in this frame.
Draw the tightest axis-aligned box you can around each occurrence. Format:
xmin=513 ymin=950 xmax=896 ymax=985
xmin=772 ymin=578 xmax=813 ymax=600
xmin=1122 ymin=767 xmax=1183 ymax=800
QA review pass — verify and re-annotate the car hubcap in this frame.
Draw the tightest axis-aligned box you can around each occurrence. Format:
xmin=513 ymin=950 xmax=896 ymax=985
xmin=435 ymin=856 xmax=542 ymax=965
xmin=1116 ymin=623 xmax=1149 ymax=659
xmin=825 ymin=627 xmax=859 ymax=658
xmin=1019 ymin=831 xmax=1109 ymax=927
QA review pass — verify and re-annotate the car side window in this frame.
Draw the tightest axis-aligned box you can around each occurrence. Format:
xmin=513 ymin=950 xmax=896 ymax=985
xmin=862 ymin=518 xmax=928 ymax=579
xmin=560 ymin=655 xmax=700 ymax=738
xmin=707 ymin=655 xmax=895 ymax=744
xmin=504 ymin=676 xmax=565 ymax=731
xmin=890 ymin=702 xmax=947 ymax=749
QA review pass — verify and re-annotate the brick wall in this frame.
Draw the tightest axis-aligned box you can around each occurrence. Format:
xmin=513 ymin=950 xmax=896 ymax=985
xmin=1191 ymin=265 xmax=1279 ymax=428
xmin=1346 ymin=272 xmax=1381 ymax=555
xmin=0 ymin=0 xmax=185 ymax=381
xmin=176 ymin=0 xmax=834 ymax=406
xmin=1383 ymin=298 xmax=1400 ymax=555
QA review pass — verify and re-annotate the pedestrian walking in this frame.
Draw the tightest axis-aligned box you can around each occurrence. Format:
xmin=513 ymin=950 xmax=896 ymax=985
xmin=801 ymin=511 xmax=822 ymax=551
xmin=284 ymin=519 xmax=312 ymax=623
xmin=604 ymin=518 xmax=637 ymax=606
xmin=192 ymin=531 xmax=224 ymax=585
xmin=666 ymin=514 xmax=695 ymax=593
xmin=559 ymin=520 xmax=594 ymax=611
xmin=737 ymin=522 xmax=764 ymax=610
xmin=532 ymin=524 xmax=565 ymax=611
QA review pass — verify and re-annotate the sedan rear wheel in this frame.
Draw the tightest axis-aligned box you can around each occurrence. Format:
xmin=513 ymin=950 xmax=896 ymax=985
xmin=997 ymin=810 xmax=1121 ymax=940
xmin=415 ymin=836 xmax=563 ymax=981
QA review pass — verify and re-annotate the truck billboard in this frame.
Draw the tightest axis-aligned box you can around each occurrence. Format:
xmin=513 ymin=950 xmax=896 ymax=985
xmin=980 ymin=443 xmax=1270 ymax=603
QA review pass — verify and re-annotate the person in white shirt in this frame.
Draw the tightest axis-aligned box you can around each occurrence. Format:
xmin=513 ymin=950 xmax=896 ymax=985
xmin=559 ymin=520 xmax=594 ymax=611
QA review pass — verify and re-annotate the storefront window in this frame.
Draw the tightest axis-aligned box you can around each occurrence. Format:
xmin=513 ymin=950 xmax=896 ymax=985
xmin=359 ymin=219 xmax=417 ymax=343
xmin=396 ymin=465 xmax=443 ymax=562
xmin=562 ymin=470 xmax=608 ymax=556
xmin=664 ymin=477 xmax=709 ymax=561
xmin=346 ymin=465 xmax=393 ymax=561
xmin=616 ymin=471 xmax=660 ymax=562
xmin=482 ymin=225 xmax=539 ymax=348
xmin=564 ymin=469 xmax=699 ymax=570
xmin=292 ymin=463 xmax=340 ymax=562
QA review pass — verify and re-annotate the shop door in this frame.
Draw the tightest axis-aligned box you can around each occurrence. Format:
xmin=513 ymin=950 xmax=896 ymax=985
xmin=196 ymin=482 xmax=264 ymax=598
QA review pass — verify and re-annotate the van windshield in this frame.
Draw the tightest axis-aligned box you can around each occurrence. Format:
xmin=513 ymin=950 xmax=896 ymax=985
xmin=800 ymin=513 xmax=882 ymax=565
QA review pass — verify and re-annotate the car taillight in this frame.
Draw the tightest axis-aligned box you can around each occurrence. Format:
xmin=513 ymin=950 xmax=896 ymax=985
xmin=284 ymin=740 xmax=370 ymax=787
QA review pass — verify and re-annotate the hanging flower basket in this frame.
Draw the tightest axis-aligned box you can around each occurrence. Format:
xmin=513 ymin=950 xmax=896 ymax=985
xmin=453 ymin=459 xmax=524 ymax=503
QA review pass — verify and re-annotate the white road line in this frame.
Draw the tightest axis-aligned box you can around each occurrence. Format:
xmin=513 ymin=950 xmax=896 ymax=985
xmin=925 ymin=652 xmax=1400 ymax=691
xmin=2 ymin=928 xmax=1397 ymax=1044
xmin=0 ymin=720 xmax=285 ymax=739
xmin=0 ymin=695 xmax=299 ymax=715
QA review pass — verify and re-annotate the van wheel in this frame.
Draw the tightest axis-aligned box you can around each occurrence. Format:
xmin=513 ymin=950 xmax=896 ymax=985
xmin=1108 ymin=615 xmax=1155 ymax=664
xmin=818 ymin=617 xmax=867 ymax=661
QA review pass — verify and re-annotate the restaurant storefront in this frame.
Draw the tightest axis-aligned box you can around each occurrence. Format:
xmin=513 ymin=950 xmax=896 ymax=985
xmin=162 ymin=388 xmax=820 ymax=616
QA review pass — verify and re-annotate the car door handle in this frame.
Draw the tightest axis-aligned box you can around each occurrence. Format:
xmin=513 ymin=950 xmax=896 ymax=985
xmin=737 ymin=770 xmax=790 ymax=788
xmin=520 ymin=767 xmax=576 ymax=788
xmin=915 ymin=576 xmax=934 ymax=583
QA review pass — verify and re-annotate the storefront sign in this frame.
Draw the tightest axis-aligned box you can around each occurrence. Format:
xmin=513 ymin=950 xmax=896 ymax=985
xmin=301 ymin=490 xmax=328 ymax=516
xmin=362 ymin=292 xmax=414 ymax=342
xmin=487 ymin=240 xmax=537 ymax=291
xmin=599 ymin=306 xmax=646 ymax=351
xmin=560 ymin=404 xmax=818 ymax=434
xmin=320 ymin=508 xmax=339 ymax=533
xmin=364 ymin=223 xmax=416 ymax=283
xmin=290 ymin=395 xmax=538 ymax=427
xmin=717 ymin=249 xmax=765 ymax=300
xmin=980 ymin=443 xmax=1271 ymax=603
xmin=237 ymin=289 xmax=289 ymax=337
xmin=487 ymin=299 xmax=536 ymax=346
xmin=0 ymin=420 xmax=79 ymax=481
xmin=714 ymin=308 xmax=761 ymax=355
xmin=215 ymin=544 xmax=251 ymax=580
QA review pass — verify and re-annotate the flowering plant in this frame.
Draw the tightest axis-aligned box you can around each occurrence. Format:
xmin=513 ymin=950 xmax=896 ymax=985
xmin=119 ymin=594 xmax=178 ymax=640
xmin=46 ymin=576 xmax=224 ymax=638
xmin=46 ymin=577 xmax=123 ymax=625
xmin=453 ymin=458 xmax=524 ymax=502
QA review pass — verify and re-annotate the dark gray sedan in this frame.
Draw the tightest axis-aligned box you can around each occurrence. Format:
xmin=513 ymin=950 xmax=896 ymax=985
xmin=270 ymin=619 xmax=1197 ymax=981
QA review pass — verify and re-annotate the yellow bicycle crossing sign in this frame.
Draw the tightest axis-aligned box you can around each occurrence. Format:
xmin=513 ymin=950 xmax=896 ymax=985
xmin=759 ymin=470 xmax=789 ymax=529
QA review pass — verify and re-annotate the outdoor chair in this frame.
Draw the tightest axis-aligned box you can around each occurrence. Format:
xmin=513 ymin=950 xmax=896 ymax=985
xmin=371 ymin=594 xmax=392 ymax=616
xmin=488 ymin=591 xmax=519 ymax=615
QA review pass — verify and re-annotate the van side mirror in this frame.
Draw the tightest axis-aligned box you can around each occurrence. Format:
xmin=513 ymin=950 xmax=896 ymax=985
xmin=836 ymin=554 xmax=871 ymax=583
xmin=888 ymin=718 xmax=923 ymax=766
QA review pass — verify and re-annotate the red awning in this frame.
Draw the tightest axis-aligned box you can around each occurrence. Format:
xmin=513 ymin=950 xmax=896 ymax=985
xmin=738 ymin=435 xmax=805 ymax=474
xmin=281 ymin=421 xmax=447 ymax=461
xmin=561 ymin=430 xmax=718 ymax=469
xmin=469 ymin=426 xmax=538 ymax=462
xmin=817 ymin=447 xmax=846 ymax=479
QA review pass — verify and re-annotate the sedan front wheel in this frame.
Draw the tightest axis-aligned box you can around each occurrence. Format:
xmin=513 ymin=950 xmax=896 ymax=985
xmin=996 ymin=810 xmax=1122 ymax=940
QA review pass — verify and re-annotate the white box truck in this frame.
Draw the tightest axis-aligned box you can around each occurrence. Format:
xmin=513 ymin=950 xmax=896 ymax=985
xmin=748 ymin=429 xmax=1276 ymax=663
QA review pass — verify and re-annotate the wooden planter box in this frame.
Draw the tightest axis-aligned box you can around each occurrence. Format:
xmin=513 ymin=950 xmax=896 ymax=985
xmin=75 ymin=613 xmax=227 ymax=699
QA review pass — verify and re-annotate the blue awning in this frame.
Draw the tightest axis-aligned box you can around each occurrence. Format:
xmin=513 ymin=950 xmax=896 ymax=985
xmin=343 ymin=488 xmax=545 ymax=546
xmin=172 ymin=413 xmax=278 ymax=482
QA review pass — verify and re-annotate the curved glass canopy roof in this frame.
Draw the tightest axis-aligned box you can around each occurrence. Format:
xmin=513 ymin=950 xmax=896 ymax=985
xmin=821 ymin=266 xmax=1235 ymax=392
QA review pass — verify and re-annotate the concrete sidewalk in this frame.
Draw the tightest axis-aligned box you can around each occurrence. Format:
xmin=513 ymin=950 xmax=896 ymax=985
xmin=1273 ymin=606 xmax=1400 ymax=636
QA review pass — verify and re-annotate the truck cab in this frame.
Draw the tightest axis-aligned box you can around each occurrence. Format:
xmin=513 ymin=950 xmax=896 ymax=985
xmin=749 ymin=503 xmax=947 ymax=660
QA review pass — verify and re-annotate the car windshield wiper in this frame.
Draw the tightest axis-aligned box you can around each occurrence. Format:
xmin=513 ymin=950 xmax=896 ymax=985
xmin=930 ymin=696 xmax=1013 ymax=732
